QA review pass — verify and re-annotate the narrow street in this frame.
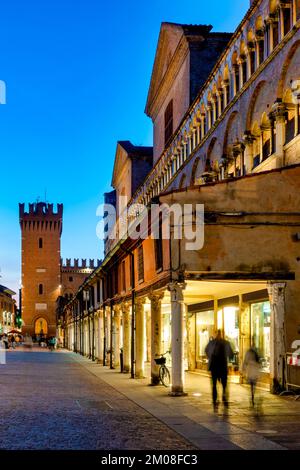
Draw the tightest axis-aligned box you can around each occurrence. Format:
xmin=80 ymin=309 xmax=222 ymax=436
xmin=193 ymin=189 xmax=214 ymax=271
xmin=0 ymin=350 xmax=194 ymax=450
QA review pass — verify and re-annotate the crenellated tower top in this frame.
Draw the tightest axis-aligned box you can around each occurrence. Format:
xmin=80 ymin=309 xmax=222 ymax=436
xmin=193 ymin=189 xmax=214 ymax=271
xmin=19 ymin=202 xmax=63 ymax=234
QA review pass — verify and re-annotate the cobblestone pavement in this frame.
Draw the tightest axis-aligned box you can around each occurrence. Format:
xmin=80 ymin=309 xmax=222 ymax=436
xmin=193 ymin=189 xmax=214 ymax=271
xmin=0 ymin=350 xmax=195 ymax=450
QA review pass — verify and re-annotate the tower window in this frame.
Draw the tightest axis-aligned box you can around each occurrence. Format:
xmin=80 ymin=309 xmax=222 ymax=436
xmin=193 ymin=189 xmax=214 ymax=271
xmin=69 ymin=276 xmax=73 ymax=282
xmin=39 ymin=238 xmax=43 ymax=249
xmin=38 ymin=284 xmax=43 ymax=295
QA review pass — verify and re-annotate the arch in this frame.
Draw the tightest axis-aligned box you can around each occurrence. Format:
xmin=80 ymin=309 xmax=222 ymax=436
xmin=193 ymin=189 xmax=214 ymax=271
xmin=34 ymin=317 xmax=48 ymax=335
xmin=206 ymin=137 xmax=217 ymax=171
xmin=245 ymin=80 xmax=267 ymax=130
xmin=178 ymin=173 xmax=187 ymax=190
xmin=277 ymin=40 xmax=300 ymax=99
xmin=283 ymin=87 xmax=297 ymax=144
xmin=223 ymin=111 xmax=241 ymax=155
xmin=261 ymin=112 xmax=272 ymax=159
xmin=190 ymin=157 xmax=201 ymax=186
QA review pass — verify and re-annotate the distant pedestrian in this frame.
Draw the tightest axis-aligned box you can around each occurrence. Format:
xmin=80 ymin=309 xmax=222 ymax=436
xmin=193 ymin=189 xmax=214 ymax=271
xmin=10 ymin=335 xmax=16 ymax=349
xmin=205 ymin=329 xmax=234 ymax=412
xmin=2 ymin=335 xmax=9 ymax=350
xmin=242 ymin=346 xmax=261 ymax=407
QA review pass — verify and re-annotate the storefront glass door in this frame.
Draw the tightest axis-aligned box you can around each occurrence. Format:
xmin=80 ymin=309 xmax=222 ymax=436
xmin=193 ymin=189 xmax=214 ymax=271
xmin=250 ymin=301 xmax=271 ymax=372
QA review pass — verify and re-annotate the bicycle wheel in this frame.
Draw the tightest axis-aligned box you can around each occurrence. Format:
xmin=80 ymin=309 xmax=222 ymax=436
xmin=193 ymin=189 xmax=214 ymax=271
xmin=159 ymin=365 xmax=170 ymax=387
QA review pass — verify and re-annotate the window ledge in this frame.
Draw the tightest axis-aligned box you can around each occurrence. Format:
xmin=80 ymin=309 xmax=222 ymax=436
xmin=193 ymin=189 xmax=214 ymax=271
xmin=252 ymin=153 xmax=277 ymax=173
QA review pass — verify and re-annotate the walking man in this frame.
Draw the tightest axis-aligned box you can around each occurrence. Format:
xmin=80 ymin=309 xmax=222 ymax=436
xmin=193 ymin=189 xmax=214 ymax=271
xmin=205 ymin=329 xmax=234 ymax=412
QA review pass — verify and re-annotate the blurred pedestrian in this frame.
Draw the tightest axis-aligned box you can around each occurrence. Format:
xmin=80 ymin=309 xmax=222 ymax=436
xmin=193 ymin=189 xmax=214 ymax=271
xmin=2 ymin=335 xmax=9 ymax=350
xmin=242 ymin=346 xmax=261 ymax=407
xmin=10 ymin=335 xmax=16 ymax=349
xmin=205 ymin=329 xmax=234 ymax=412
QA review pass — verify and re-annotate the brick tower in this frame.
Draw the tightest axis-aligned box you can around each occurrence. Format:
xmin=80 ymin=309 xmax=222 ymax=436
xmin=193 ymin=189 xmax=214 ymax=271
xmin=19 ymin=202 xmax=63 ymax=337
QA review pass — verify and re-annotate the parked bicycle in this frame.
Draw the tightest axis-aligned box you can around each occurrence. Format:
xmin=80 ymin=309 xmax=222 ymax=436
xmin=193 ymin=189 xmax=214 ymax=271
xmin=154 ymin=351 xmax=171 ymax=387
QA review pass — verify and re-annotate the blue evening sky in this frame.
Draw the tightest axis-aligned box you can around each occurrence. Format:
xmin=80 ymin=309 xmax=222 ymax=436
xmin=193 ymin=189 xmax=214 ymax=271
xmin=0 ymin=0 xmax=249 ymax=297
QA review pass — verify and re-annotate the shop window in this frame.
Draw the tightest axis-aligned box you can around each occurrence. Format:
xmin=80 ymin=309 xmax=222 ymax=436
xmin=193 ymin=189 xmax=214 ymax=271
xmin=164 ymin=100 xmax=173 ymax=146
xmin=218 ymin=306 xmax=240 ymax=368
xmin=251 ymin=301 xmax=271 ymax=372
xmin=195 ymin=310 xmax=215 ymax=366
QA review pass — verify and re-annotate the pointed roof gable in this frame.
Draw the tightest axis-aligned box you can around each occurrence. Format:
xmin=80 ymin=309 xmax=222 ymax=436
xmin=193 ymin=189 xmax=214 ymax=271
xmin=145 ymin=22 xmax=212 ymax=117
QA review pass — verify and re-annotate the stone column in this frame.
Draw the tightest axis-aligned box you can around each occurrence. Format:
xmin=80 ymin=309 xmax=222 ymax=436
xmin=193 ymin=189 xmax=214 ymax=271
xmin=113 ymin=306 xmax=121 ymax=368
xmin=239 ymin=299 xmax=250 ymax=382
xmin=146 ymin=308 xmax=151 ymax=362
xmin=135 ymin=298 xmax=146 ymax=378
xmin=200 ymin=115 xmax=205 ymax=140
xmin=122 ymin=303 xmax=131 ymax=373
xmin=272 ymin=101 xmax=286 ymax=168
xmin=187 ymin=311 xmax=195 ymax=371
xmin=97 ymin=310 xmax=103 ymax=363
xmin=104 ymin=306 xmax=110 ymax=365
xmin=243 ymin=132 xmax=255 ymax=173
xmin=292 ymin=80 xmax=300 ymax=136
xmin=267 ymin=282 xmax=286 ymax=393
xmin=149 ymin=292 xmax=164 ymax=385
xmin=196 ymin=122 xmax=201 ymax=145
xmin=222 ymin=80 xmax=229 ymax=108
xmin=168 ymin=282 xmax=187 ymax=396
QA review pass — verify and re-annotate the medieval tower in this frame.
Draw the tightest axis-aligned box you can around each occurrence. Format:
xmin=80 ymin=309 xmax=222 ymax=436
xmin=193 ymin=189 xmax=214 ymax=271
xmin=19 ymin=202 xmax=63 ymax=337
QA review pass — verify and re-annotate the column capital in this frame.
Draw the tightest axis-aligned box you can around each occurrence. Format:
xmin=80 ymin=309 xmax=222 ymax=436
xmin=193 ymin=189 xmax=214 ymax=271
xmin=292 ymin=80 xmax=300 ymax=104
xmin=113 ymin=304 xmax=121 ymax=316
xmin=243 ymin=131 xmax=255 ymax=145
xmin=148 ymin=291 xmax=164 ymax=305
xmin=168 ymin=282 xmax=186 ymax=302
xmin=136 ymin=297 xmax=146 ymax=307
xmin=267 ymin=282 xmax=286 ymax=301
xmin=271 ymin=100 xmax=286 ymax=121
xmin=232 ymin=141 xmax=245 ymax=157
xmin=121 ymin=302 xmax=130 ymax=314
